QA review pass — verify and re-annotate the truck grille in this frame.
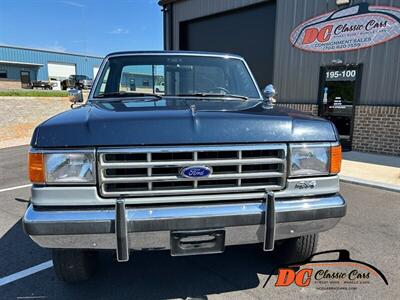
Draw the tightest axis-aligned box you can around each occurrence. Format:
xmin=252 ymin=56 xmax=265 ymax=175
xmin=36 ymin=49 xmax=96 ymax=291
xmin=98 ymin=144 xmax=287 ymax=199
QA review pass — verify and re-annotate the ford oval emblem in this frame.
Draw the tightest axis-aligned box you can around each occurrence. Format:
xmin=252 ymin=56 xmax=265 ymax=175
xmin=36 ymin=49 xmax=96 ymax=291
xmin=180 ymin=166 xmax=212 ymax=178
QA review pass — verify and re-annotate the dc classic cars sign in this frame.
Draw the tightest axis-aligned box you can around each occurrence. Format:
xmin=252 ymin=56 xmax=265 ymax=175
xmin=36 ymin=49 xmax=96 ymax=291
xmin=290 ymin=3 xmax=400 ymax=52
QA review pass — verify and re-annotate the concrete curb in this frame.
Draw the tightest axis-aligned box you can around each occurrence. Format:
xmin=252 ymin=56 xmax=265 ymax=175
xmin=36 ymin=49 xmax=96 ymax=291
xmin=0 ymin=139 xmax=30 ymax=150
xmin=340 ymin=175 xmax=400 ymax=193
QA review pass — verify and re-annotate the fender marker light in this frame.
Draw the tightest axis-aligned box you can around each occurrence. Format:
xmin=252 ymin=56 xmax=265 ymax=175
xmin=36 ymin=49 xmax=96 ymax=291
xmin=29 ymin=152 xmax=45 ymax=184
xmin=330 ymin=145 xmax=342 ymax=174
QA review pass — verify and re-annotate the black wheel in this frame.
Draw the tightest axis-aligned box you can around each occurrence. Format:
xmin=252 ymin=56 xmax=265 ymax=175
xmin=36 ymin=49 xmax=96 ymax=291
xmin=272 ymin=234 xmax=318 ymax=264
xmin=52 ymin=249 xmax=98 ymax=282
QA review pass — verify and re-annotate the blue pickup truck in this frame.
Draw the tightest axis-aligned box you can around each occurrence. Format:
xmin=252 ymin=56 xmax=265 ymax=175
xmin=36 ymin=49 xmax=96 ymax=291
xmin=23 ymin=51 xmax=346 ymax=282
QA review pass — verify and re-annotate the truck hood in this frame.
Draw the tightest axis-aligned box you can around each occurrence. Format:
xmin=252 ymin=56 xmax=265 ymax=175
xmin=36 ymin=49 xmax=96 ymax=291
xmin=32 ymin=98 xmax=337 ymax=148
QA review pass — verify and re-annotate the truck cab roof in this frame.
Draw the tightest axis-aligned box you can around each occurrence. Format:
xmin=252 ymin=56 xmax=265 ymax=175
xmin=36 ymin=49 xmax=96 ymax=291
xmin=105 ymin=50 xmax=244 ymax=59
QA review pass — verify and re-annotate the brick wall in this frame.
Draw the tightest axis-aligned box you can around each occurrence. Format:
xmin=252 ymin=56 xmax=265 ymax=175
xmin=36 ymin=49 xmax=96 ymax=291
xmin=352 ymin=106 xmax=400 ymax=156
xmin=276 ymin=103 xmax=399 ymax=156
xmin=276 ymin=103 xmax=318 ymax=116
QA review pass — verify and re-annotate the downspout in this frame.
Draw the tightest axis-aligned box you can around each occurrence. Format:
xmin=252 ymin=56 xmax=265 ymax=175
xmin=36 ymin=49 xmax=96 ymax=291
xmin=161 ymin=3 xmax=174 ymax=50
xmin=168 ymin=3 xmax=174 ymax=50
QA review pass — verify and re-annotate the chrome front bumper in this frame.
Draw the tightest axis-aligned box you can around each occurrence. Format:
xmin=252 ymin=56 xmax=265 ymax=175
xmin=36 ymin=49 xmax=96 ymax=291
xmin=23 ymin=193 xmax=346 ymax=259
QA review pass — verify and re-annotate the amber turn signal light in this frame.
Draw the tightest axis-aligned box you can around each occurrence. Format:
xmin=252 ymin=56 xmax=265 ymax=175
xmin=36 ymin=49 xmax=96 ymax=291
xmin=28 ymin=152 xmax=45 ymax=184
xmin=330 ymin=145 xmax=342 ymax=174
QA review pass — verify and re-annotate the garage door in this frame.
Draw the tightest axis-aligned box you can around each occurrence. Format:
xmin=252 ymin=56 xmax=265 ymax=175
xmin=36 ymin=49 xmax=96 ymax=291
xmin=93 ymin=67 xmax=99 ymax=79
xmin=47 ymin=62 xmax=76 ymax=81
xmin=180 ymin=1 xmax=276 ymax=88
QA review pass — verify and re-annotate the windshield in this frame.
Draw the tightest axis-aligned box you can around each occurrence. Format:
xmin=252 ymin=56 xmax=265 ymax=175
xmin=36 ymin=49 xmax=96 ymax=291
xmin=93 ymin=55 xmax=261 ymax=99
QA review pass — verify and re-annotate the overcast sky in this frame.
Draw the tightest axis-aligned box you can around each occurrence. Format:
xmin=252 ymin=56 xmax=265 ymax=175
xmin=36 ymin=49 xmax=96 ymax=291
xmin=0 ymin=0 xmax=163 ymax=56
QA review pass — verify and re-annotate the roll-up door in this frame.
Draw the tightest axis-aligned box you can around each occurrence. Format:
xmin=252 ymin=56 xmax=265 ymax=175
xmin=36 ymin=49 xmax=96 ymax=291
xmin=180 ymin=1 xmax=276 ymax=87
xmin=47 ymin=62 xmax=76 ymax=81
xmin=93 ymin=67 xmax=99 ymax=79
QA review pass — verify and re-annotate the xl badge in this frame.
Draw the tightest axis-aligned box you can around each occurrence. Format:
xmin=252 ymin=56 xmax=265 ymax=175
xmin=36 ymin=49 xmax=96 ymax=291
xmin=180 ymin=166 xmax=212 ymax=178
xmin=295 ymin=180 xmax=317 ymax=190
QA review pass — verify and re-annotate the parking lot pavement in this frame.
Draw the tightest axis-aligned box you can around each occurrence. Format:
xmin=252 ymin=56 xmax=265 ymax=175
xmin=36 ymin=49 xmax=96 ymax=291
xmin=0 ymin=145 xmax=29 ymax=190
xmin=1 ymin=146 xmax=399 ymax=299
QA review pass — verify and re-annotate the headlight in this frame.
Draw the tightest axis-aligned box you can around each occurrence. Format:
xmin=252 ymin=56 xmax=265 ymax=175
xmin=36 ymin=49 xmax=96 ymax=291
xmin=289 ymin=143 xmax=341 ymax=177
xmin=29 ymin=151 xmax=95 ymax=184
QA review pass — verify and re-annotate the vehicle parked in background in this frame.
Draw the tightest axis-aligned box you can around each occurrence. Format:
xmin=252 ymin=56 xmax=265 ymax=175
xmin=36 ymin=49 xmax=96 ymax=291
xmin=49 ymin=78 xmax=61 ymax=90
xmin=155 ymin=82 xmax=165 ymax=93
xmin=23 ymin=51 xmax=346 ymax=283
xmin=29 ymin=80 xmax=52 ymax=90
xmin=61 ymin=75 xmax=93 ymax=90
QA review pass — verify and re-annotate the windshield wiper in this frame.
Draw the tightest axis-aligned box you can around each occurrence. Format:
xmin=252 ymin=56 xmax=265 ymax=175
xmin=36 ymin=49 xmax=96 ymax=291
xmin=94 ymin=92 xmax=162 ymax=99
xmin=174 ymin=93 xmax=248 ymax=100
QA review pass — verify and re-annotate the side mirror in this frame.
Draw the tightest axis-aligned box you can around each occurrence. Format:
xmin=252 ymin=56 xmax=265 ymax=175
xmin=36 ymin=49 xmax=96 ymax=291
xmin=68 ymin=88 xmax=83 ymax=104
xmin=263 ymin=84 xmax=276 ymax=99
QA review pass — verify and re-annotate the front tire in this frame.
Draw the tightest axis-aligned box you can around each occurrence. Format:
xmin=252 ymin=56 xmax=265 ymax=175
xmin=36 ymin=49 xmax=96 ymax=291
xmin=273 ymin=234 xmax=318 ymax=264
xmin=52 ymin=249 xmax=98 ymax=282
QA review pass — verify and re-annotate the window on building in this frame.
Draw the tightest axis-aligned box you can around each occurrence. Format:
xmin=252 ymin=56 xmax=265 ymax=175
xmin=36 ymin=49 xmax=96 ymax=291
xmin=142 ymin=80 xmax=150 ymax=87
xmin=0 ymin=70 xmax=7 ymax=79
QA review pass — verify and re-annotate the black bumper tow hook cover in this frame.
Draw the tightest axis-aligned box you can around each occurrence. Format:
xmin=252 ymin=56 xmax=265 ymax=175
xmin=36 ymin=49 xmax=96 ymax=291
xmin=115 ymin=198 xmax=129 ymax=262
xmin=264 ymin=191 xmax=276 ymax=251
